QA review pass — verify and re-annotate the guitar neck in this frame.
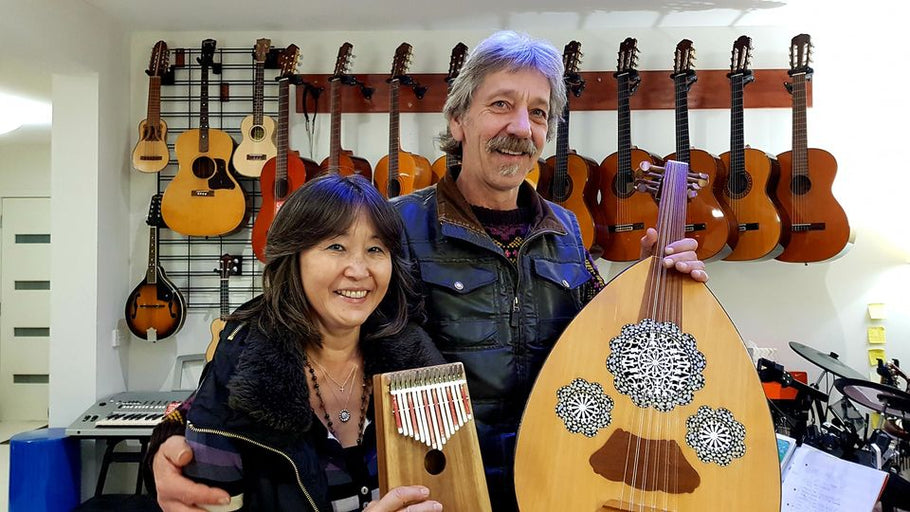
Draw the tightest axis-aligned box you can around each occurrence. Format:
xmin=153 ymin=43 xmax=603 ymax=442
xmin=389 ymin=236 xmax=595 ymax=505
xmin=616 ymin=73 xmax=633 ymax=178
xmin=553 ymin=101 xmax=571 ymax=200
xmin=252 ymin=62 xmax=265 ymax=126
xmin=276 ymin=79 xmax=290 ymax=184
xmin=147 ymin=76 xmax=162 ymax=127
xmin=199 ymin=66 xmax=210 ymax=152
xmin=729 ymin=74 xmax=746 ymax=183
xmin=791 ymin=73 xmax=809 ymax=178
xmin=146 ymin=226 xmax=159 ymax=284
xmin=220 ymin=276 xmax=230 ymax=319
xmin=673 ymin=75 xmax=691 ymax=164
xmin=388 ymin=80 xmax=400 ymax=182
xmin=329 ymin=78 xmax=342 ymax=171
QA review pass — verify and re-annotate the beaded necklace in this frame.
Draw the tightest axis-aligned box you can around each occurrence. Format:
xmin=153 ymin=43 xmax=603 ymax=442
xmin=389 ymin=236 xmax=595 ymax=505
xmin=305 ymin=359 xmax=370 ymax=445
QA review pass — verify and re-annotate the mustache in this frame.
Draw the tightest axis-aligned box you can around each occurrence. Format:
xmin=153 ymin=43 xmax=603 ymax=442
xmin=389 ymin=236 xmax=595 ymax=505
xmin=486 ymin=135 xmax=538 ymax=156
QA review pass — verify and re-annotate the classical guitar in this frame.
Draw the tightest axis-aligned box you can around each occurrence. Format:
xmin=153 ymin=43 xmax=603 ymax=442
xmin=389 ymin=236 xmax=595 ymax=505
xmin=664 ymin=39 xmax=738 ymax=261
xmin=125 ymin=194 xmax=186 ymax=341
xmin=595 ymin=37 xmax=662 ymax=262
xmin=132 ymin=41 xmax=170 ymax=173
xmin=204 ymin=253 xmax=241 ymax=362
xmin=515 ymin=160 xmax=780 ymax=511
xmin=162 ymin=39 xmax=246 ymax=237
xmin=318 ymin=42 xmax=373 ymax=181
xmin=430 ymin=43 xmax=469 ymax=182
xmin=233 ymin=38 xmax=277 ymax=178
xmin=537 ymin=41 xmax=598 ymax=250
xmin=720 ymin=36 xmax=784 ymax=262
xmin=252 ymin=44 xmax=307 ymax=263
xmin=775 ymin=34 xmax=852 ymax=263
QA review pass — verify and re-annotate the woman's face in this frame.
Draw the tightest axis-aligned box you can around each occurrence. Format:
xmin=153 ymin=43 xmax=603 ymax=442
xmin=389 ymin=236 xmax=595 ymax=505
xmin=297 ymin=211 xmax=392 ymax=339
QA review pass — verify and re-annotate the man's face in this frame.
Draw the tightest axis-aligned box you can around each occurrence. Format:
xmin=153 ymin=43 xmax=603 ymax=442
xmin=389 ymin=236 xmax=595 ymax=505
xmin=449 ymin=68 xmax=550 ymax=195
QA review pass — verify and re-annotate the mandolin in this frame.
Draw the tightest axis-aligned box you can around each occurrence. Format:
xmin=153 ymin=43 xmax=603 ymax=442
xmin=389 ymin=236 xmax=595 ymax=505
xmin=720 ymin=36 xmax=784 ymax=262
xmin=318 ymin=42 xmax=373 ymax=181
xmin=252 ymin=44 xmax=307 ymax=263
xmin=132 ymin=41 xmax=170 ymax=173
xmin=664 ymin=39 xmax=738 ymax=261
xmin=537 ymin=41 xmax=598 ymax=251
xmin=430 ymin=43 xmax=469 ymax=183
xmin=233 ymin=38 xmax=278 ymax=178
xmin=775 ymin=34 xmax=853 ymax=263
xmin=162 ymin=39 xmax=246 ymax=237
xmin=515 ymin=160 xmax=780 ymax=511
xmin=204 ymin=253 xmax=241 ymax=362
xmin=595 ymin=37 xmax=662 ymax=262
xmin=125 ymin=194 xmax=186 ymax=341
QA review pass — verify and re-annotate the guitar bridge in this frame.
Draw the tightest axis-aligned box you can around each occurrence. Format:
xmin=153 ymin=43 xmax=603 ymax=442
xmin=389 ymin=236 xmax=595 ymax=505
xmin=738 ymin=222 xmax=760 ymax=232
xmin=791 ymin=222 xmax=826 ymax=232
xmin=191 ymin=190 xmax=215 ymax=197
xmin=609 ymin=223 xmax=645 ymax=233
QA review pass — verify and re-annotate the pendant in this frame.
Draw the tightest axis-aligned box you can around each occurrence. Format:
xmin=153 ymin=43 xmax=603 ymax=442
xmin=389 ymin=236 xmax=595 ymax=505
xmin=339 ymin=409 xmax=351 ymax=423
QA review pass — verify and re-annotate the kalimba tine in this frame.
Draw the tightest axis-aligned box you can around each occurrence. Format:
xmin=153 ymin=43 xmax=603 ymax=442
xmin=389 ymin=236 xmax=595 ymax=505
xmin=374 ymin=362 xmax=491 ymax=511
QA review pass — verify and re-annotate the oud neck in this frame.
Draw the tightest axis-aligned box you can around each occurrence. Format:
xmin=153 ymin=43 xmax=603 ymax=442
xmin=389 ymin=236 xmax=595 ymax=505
xmin=199 ymin=66 xmax=210 ymax=152
xmin=329 ymin=78 xmax=342 ymax=171
xmin=252 ymin=61 xmax=265 ymax=125
xmin=147 ymin=76 xmax=162 ymax=127
xmin=146 ymin=226 xmax=159 ymax=284
xmin=791 ymin=73 xmax=809 ymax=177
xmin=276 ymin=79 xmax=290 ymax=184
xmin=388 ymin=80 xmax=400 ymax=182
xmin=729 ymin=74 xmax=746 ymax=180
xmin=673 ymin=75 xmax=691 ymax=164
xmin=617 ymin=73 xmax=633 ymax=177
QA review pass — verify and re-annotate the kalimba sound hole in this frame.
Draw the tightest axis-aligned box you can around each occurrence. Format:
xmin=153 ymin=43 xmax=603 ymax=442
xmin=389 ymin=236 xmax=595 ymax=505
xmin=424 ymin=449 xmax=446 ymax=475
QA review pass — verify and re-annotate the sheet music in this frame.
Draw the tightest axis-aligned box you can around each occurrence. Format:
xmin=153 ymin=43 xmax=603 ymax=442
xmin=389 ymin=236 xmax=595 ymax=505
xmin=781 ymin=443 xmax=888 ymax=512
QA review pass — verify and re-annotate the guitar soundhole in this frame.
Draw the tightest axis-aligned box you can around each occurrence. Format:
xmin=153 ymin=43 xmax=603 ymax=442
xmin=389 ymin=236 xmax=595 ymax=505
xmin=553 ymin=179 xmax=574 ymax=204
xmin=192 ymin=156 xmax=216 ymax=179
xmin=250 ymin=125 xmax=265 ymax=141
xmin=613 ymin=173 xmax=636 ymax=199
xmin=790 ymin=175 xmax=812 ymax=195
xmin=388 ymin=179 xmax=401 ymax=198
xmin=727 ymin=172 xmax=752 ymax=199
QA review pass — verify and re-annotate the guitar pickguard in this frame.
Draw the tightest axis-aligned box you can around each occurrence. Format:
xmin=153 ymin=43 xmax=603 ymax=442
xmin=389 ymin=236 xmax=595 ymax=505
xmin=208 ymin=159 xmax=235 ymax=190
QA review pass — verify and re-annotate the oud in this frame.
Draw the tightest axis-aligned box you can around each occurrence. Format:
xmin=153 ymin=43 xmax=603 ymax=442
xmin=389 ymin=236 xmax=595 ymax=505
xmin=515 ymin=161 xmax=780 ymax=511
xmin=132 ymin=41 xmax=170 ymax=173
xmin=233 ymin=38 xmax=278 ymax=178
xmin=318 ymin=42 xmax=373 ymax=180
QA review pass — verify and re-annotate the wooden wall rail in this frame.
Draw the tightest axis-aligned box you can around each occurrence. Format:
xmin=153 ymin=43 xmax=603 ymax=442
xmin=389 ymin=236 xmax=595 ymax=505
xmin=295 ymin=69 xmax=810 ymax=114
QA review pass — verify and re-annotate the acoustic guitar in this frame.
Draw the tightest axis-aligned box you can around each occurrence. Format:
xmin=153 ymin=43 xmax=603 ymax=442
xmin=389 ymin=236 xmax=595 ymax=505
xmin=125 ymin=194 xmax=186 ymax=341
xmin=204 ymin=253 xmax=241 ymax=362
xmin=537 ymin=41 xmax=598 ymax=250
xmin=233 ymin=38 xmax=278 ymax=178
xmin=720 ymin=36 xmax=784 ymax=262
xmin=775 ymin=34 xmax=853 ymax=263
xmin=132 ymin=41 xmax=170 ymax=173
xmin=430 ymin=43 xmax=469 ymax=182
xmin=162 ymin=39 xmax=246 ymax=237
xmin=664 ymin=39 xmax=738 ymax=261
xmin=595 ymin=37 xmax=662 ymax=262
xmin=252 ymin=44 xmax=307 ymax=263
xmin=318 ymin=42 xmax=373 ymax=180
xmin=515 ymin=160 xmax=780 ymax=511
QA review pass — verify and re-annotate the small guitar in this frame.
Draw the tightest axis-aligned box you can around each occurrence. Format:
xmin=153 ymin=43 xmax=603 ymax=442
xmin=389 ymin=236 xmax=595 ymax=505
xmin=430 ymin=42 xmax=469 ymax=182
xmin=162 ymin=39 xmax=246 ymax=237
xmin=204 ymin=254 xmax=241 ymax=362
xmin=318 ymin=42 xmax=373 ymax=180
xmin=125 ymin=194 xmax=186 ymax=341
xmin=537 ymin=41 xmax=598 ymax=250
xmin=595 ymin=37 xmax=662 ymax=262
xmin=132 ymin=41 xmax=170 ymax=173
xmin=775 ymin=34 xmax=852 ymax=263
xmin=664 ymin=39 xmax=738 ymax=261
xmin=720 ymin=36 xmax=784 ymax=262
xmin=233 ymin=38 xmax=278 ymax=178
xmin=252 ymin=44 xmax=307 ymax=263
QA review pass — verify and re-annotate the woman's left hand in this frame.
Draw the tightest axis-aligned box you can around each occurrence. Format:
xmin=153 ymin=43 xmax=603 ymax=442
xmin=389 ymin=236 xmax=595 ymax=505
xmin=363 ymin=485 xmax=442 ymax=511
xmin=640 ymin=228 xmax=709 ymax=283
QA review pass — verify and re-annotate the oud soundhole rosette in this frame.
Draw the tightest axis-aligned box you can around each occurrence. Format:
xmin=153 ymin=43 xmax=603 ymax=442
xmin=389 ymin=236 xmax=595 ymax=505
xmin=555 ymin=378 xmax=614 ymax=437
xmin=685 ymin=405 xmax=746 ymax=466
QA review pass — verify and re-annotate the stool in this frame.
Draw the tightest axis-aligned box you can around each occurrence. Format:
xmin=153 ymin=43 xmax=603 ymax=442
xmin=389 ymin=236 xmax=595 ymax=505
xmin=9 ymin=427 xmax=81 ymax=511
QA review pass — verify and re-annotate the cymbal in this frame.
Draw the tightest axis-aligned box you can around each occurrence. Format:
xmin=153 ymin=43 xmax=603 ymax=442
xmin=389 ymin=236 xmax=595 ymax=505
xmin=835 ymin=377 xmax=910 ymax=417
xmin=789 ymin=341 xmax=867 ymax=381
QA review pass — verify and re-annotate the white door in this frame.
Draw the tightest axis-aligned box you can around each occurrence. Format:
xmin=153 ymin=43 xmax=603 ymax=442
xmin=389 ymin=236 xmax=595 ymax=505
xmin=0 ymin=197 xmax=51 ymax=421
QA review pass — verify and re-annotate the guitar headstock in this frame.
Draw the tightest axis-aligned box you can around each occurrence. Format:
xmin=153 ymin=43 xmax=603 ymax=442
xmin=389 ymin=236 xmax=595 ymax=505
xmin=562 ymin=41 xmax=583 ymax=76
xmin=253 ymin=38 xmax=271 ymax=64
xmin=390 ymin=43 xmax=413 ymax=80
xmin=672 ymin=39 xmax=697 ymax=79
xmin=278 ymin=44 xmax=301 ymax=80
xmin=147 ymin=41 xmax=169 ymax=78
xmin=445 ymin=43 xmax=469 ymax=85
xmin=788 ymin=33 xmax=813 ymax=77
xmin=217 ymin=254 xmax=242 ymax=279
xmin=146 ymin=193 xmax=165 ymax=228
xmin=198 ymin=39 xmax=217 ymax=69
xmin=616 ymin=37 xmax=639 ymax=75
xmin=634 ymin=161 xmax=708 ymax=202
xmin=729 ymin=35 xmax=753 ymax=78
xmin=333 ymin=42 xmax=354 ymax=79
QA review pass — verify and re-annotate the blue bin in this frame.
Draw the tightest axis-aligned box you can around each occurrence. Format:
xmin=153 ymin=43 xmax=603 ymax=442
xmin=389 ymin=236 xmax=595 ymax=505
xmin=9 ymin=427 xmax=81 ymax=511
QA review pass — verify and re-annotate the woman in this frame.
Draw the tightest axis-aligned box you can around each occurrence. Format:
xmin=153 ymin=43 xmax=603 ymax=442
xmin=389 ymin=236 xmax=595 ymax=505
xmin=149 ymin=174 xmax=445 ymax=511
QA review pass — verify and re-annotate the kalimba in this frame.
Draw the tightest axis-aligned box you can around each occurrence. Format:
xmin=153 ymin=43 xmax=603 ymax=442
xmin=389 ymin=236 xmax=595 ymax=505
xmin=374 ymin=362 xmax=491 ymax=511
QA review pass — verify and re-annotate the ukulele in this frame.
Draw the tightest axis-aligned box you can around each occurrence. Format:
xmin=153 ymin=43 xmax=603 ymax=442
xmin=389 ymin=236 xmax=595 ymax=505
xmin=162 ymin=39 xmax=246 ymax=237
xmin=430 ymin=43 xmax=469 ymax=182
xmin=204 ymin=254 xmax=241 ymax=362
xmin=537 ymin=41 xmax=598 ymax=250
xmin=132 ymin=41 xmax=170 ymax=173
xmin=664 ymin=39 xmax=738 ymax=261
xmin=720 ymin=36 xmax=784 ymax=262
xmin=775 ymin=34 xmax=853 ymax=263
xmin=595 ymin=37 xmax=662 ymax=262
xmin=515 ymin=160 xmax=780 ymax=511
xmin=125 ymin=194 xmax=186 ymax=341
xmin=252 ymin=44 xmax=307 ymax=263
xmin=318 ymin=42 xmax=373 ymax=180
xmin=233 ymin=38 xmax=278 ymax=178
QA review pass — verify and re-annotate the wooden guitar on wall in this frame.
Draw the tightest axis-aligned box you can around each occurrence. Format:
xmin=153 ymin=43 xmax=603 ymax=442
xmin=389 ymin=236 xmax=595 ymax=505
xmin=132 ymin=40 xmax=170 ymax=173
xmin=774 ymin=33 xmax=852 ymax=263
xmin=515 ymin=160 xmax=780 ymax=511
xmin=162 ymin=39 xmax=246 ymax=237
xmin=233 ymin=38 xmax=278 ymax=178
xmin=252 ymin=44 xmax=307 ymax=263
xmin=204 ymin=253 xmax=241 ymax=362
xmin=125 ymin=194 xmax=186 ymax=341
xmin=318 ymin=42 xmax=373 ymax=180
xmin=430 ymin=42 xmax=468 ymax=182
xmin=720 ymin=35 xmax=784 ymax=262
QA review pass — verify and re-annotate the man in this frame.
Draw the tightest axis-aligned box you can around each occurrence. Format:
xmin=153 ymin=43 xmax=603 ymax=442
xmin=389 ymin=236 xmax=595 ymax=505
xmin=150 ymin=30 xmax=706 ymax=511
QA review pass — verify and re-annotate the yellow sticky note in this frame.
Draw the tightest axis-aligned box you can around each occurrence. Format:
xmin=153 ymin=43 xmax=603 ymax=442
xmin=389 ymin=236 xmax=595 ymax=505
xmin=867 ymin=326 xmax=886 ymax=344
xmin=868 ymin=348 xmax=886 ymax=366
xmin=868 ymin=303 xmax=886 ymax=320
